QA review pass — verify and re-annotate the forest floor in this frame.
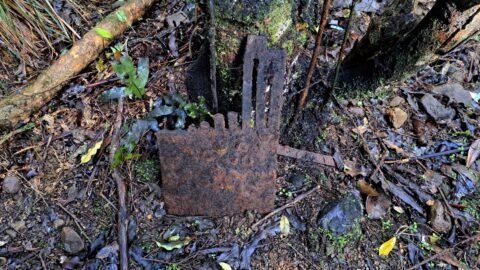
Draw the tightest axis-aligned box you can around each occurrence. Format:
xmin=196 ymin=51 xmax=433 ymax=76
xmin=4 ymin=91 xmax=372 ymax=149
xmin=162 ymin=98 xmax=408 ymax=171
xmin=0 ymin=1 xmax=479 ymax=269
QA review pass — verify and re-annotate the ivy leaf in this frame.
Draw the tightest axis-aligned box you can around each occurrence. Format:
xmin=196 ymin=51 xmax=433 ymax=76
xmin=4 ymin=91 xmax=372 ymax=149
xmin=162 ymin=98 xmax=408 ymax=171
xmin=280 ymin=215 xmax=290 ymax=236
xmin=218 ymin=262 xmax=232 ymax=270
xmin=378 ymin=236 xmax=396 ymax=256
xmin=80 ymin=140 xmax=103 ymax=164
xmin=116 ymin=10 xmax=128 ymax=23
xmin=95 ymin=27 xmax=113 ymax=39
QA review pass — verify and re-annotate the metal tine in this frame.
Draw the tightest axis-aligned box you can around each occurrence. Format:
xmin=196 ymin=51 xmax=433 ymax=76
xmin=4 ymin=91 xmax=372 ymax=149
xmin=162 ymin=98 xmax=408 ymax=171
xmin=242 ymin=36 xmax=267 ymax=130
xmin=266 ymin=49 xmax=287 ymax=134
xmin=255 ymin=57 xmax=267 ymax=130
xmin=213 ymin=113 xmax=226 ymax=129
xmin=227 ymin=112 xmax=240 ymax=130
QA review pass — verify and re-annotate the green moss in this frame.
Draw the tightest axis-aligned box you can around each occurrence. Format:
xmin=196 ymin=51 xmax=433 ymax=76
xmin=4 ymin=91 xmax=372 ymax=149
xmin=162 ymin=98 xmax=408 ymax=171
xmin=262 ymin=0 xmax=292 ymax=44
xmin=282 ymin=40 xmax=294 ymax=55
xmin=135 ymin=159 xmax=160 ymax=182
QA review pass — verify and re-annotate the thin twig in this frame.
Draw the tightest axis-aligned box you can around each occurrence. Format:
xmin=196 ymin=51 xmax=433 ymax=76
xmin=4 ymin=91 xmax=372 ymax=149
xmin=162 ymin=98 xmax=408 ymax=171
xmin=406 ymin=233 xmax=480 ymax=270
xmin=385 ymin=147 xmax=470 ymax=164
xmin=323 ymin=0 xmax=357 ymax=104
xmin=293 ymin=0 xmax=332 ymax=120
xmin=109 ymin=98 xmax=128 ymax=270
xmin=251 ymin=185 xmax=321 ymax=230
xmin=0 ymin=123 xmax=35 ymax=146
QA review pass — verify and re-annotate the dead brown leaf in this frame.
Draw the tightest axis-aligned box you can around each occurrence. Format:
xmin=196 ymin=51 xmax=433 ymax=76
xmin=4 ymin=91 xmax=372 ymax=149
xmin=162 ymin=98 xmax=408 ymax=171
xmin=357 ymin=180 xmax=380 ymax=196
xmin=466 ymin=139 xmax=480 ymax=168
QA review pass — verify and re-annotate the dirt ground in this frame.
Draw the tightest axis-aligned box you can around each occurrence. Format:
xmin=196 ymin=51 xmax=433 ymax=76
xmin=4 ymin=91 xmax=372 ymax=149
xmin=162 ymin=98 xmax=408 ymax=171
xmin=1 ymin=0 xmax=479 ymax=269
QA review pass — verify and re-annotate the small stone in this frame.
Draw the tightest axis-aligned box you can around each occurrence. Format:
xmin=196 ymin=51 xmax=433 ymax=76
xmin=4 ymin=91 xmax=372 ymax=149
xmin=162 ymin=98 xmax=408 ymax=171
xmin=387 ymin=108 xmax=408 ymax=129
xmin=289 ymin=174 xmax=306 ymax=189
xmin=349 ymin=107 xmax=365 ymax=117
xmin=429 ymin=201 xmax=452 ymax=234
xmin=2 ymin=176 xmax=21 ymax=194
xmin=389 ymin=96 xmax=405 ymax=107
xmin=10 ymin=220 xmax=26 ymax=232
xmin=432 ymin=83 xmax=472 ymax=107
xmin=317 ymin=191 xmax=363 ymax=235
xmin=61 ymin=227 xmax=85 ymax=254
xmin=5 ymin=229 xmax=17 ymax=239
xmin=53 ymin=219 xmax=65 ymax=229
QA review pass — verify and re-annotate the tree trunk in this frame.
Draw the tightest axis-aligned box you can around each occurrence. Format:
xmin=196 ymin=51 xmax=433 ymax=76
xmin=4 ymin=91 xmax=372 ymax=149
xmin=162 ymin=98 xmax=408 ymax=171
xmin=340 ymin=0 xmax=480 ymax=89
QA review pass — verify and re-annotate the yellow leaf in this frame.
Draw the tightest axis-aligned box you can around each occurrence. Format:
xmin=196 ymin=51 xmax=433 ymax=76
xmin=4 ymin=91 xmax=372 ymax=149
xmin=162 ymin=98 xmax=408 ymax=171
xmin=80 ymin=140 xmax=103 ymax=164
xmin=378 ymin=236 xmax=396 ymax=256
xmin=218 ymin=262 xmax=232 ymax=270
xmin=280 ymin=215 xmax=290 ymax=236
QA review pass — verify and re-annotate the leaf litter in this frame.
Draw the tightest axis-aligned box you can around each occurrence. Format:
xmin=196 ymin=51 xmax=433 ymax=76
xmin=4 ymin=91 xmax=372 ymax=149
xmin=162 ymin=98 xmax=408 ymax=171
xmin=1 ymin=1 xmax=480 ymax=269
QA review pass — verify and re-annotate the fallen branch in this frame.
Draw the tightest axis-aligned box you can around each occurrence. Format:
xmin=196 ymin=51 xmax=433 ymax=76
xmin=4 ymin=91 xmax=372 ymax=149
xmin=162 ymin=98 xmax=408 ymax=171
xmin=109 ymin=99 xmax=128 ymax=270
xmin=0 ymin=0 xmax=157 ymax=130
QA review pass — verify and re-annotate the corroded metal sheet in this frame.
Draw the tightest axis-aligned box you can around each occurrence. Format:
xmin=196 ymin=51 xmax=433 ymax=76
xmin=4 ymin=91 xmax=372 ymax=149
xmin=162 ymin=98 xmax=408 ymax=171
xmin=156 ymin=36 xmax=286 ymax=216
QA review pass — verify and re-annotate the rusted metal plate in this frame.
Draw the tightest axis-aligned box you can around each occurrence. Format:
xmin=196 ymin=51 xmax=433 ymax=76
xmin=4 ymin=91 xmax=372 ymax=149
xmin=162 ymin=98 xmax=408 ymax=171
xmin=156 ymin=36 xmax=286 ymax=216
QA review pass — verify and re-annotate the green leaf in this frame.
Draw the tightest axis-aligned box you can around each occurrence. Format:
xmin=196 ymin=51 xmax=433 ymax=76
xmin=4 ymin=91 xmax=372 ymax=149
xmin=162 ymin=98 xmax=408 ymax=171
xmin=116 ymin=10 xmax=128 ymax=23
xmin=95 ymin=27 xmax=113 ymax=39
xmin=218 ymin=262 xmax=232 ymax=270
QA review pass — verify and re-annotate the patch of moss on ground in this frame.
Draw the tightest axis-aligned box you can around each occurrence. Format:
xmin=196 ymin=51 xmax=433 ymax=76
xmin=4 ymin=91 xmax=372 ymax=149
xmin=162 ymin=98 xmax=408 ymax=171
xmin=135 ymin=159 xmax=160 ymax=182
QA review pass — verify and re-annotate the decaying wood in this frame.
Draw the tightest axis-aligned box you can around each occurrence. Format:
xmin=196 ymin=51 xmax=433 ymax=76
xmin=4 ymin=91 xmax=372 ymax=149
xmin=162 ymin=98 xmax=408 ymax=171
xmin=0 ymin=0 xmax=157 ymax=130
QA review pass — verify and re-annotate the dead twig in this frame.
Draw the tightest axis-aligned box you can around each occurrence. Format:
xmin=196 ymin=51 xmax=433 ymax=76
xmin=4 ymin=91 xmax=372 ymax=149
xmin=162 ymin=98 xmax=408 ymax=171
xmin=406 ymin=233 xmax=480 ymax=270
xmin=293 ymin=0 xmax=332 ymax=121
xmin=208 ymin=0 xmax=218 ymax=112
xmin=109 ymin=98 xmax=128 ymax=270
xmin=251 ymin=185 xmax=321 ymax=231
xmin=0 ymin=123 xmax=35 ymax=146
xmin=56 ymin=203 xmax=91 ymax=242
xmin=385 ymin=147 xmax=470 ymax=164
xmin=323 ymin=0 xmax=357 ymax=104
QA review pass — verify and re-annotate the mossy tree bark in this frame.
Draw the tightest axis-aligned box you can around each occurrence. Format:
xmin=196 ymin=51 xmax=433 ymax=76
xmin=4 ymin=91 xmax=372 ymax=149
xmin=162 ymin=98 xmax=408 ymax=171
xmin=339 ymin=0 xmax=480 ymax=90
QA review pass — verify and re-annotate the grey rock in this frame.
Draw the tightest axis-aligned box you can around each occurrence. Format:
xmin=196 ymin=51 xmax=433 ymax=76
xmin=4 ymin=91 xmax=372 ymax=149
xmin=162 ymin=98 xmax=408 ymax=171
xmin=289 ymin=174 xmax=306 ymax=189
xmin=53 ymin=219 xmax=65 ymax=229
xmin=5 ymin=229 xmax=17 ymax=239
xmin=349 ymin=107 xmax=365 ymax=117
xmin=317 ymin=191 xmax=363 ymax=235
xmin=2 ymin=176 xmax=21 ymax=194
xmin=432 ymin=83 xmax=472 ymax=107
xmin=420 ymin=94 xmax=455 ymax=122
xmin=61 ymin=227 xmax=84 ymax=254
xmin=10 ymin=220 xmax=26 ymax=232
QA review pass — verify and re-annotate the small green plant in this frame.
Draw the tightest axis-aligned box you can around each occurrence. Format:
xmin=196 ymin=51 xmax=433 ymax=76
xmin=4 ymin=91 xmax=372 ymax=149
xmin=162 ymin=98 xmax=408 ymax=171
xmin=449 ymin=154 xmax=457 ymax=162
xmin=112 ymin=55 xmax=149 ymax=98
xmin=381 ymin=219 xmax=393 ymax=231
xmin=180 ymin=96 xmax=212 ymax=120
xmin=460 ymin=199 xmax=480 ymax=219
xmin=409 ymin=222 xmax=418 ymax=233
xmin=278 ymin=188 xmax=293 ymax=198
xmin=418 ymin=240 xmax=433 ymax=252
xmin=163 ymin=264 xmax=181 ymax=270
xmin=319 ymin=221 xmax=363 ymax=255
